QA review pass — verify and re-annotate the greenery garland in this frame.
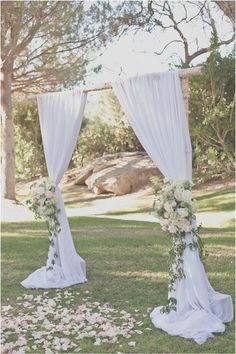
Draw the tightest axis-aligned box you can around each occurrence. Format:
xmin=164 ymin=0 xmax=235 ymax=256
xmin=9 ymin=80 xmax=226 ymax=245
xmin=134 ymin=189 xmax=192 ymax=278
xmin=153 ymin=180 xmax=205 ymax=313
xmin=26 ymin=177 xmax=61 ymax=271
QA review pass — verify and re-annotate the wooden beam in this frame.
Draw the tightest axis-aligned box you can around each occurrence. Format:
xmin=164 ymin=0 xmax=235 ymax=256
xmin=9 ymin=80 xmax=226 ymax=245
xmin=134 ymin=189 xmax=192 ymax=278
xmin=27 ymin=66 xmax=203 ymax=99
xmin=83 ymin=66 xmax=203 ymax=93
xmin=181 ymin=77 xmax=190 ymax=125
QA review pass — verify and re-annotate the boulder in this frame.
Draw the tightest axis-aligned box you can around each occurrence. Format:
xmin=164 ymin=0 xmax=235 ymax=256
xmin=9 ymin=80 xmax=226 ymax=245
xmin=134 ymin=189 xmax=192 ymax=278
xmin=75 ymin=152 xmax=159 ymax=196
xmin=75 ymin=165 xmax=94 ymax=185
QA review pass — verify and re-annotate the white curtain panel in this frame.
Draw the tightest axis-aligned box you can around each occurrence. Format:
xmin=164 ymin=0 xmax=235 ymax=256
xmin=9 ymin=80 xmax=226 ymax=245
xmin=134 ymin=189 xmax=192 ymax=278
xmin=112 ymin=71 xmax=233 ymax=344
xmin=21 ymin=90 xmax=87 ymax=288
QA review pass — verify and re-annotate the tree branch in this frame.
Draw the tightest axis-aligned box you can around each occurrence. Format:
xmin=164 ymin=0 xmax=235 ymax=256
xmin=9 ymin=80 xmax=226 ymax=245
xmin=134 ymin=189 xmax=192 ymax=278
xmin=154 ymin=39 xmax=183 ymax=56
xmin=188 ymin=33 xmax=235 ymax=62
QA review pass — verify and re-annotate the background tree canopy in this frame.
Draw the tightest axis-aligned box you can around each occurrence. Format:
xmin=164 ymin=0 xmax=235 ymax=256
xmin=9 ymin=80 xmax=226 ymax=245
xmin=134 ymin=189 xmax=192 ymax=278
xmin=1 ymin=0 xmax=122 ymax=198
xmin=190 ymin=50 xmax=235 ymax=180
xmin=1 ymin=0 xmax=235 ymax=196
xmin=13 ymin=49 xmax=235 ymax=182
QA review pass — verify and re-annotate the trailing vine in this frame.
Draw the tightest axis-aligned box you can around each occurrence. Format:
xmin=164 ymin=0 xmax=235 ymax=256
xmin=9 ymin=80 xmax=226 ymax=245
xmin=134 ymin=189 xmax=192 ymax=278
xmin=153 ymin=180 xmax=206 ymax=314
xmin=161 ymin=226 xmax=205 ymax=314
xmin=26 ymin=177 xmax=61 ymax=271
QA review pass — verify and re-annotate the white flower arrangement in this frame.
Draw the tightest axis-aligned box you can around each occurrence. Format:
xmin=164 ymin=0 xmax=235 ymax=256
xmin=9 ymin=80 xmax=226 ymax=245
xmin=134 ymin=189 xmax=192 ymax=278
xmin=26 ymin=177 xmax=61 ymax=237
xmin=153 ymin=180 xmax=202 ymax=314
xmin=153 ymin=180 xmax=197 ymax=235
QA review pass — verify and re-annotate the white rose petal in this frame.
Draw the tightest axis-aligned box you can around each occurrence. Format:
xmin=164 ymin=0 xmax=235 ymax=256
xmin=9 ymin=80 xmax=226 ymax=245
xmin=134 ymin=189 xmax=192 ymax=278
xmin=128 ymin=341 xmax=136 ymax=347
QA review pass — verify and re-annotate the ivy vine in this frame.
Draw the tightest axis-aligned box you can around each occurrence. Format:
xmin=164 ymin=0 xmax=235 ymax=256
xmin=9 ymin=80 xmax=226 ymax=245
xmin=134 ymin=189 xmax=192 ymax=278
xmin=161 ymin=225 xmax=206 ymax=314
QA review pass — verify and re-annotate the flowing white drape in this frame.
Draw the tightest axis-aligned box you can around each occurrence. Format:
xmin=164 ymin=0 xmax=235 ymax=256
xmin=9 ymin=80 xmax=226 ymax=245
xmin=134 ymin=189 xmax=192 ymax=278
xmin=112 ymin=71 xmax=233 ymax=344
xmin=21 ymin=90 xmax=87 ymax=288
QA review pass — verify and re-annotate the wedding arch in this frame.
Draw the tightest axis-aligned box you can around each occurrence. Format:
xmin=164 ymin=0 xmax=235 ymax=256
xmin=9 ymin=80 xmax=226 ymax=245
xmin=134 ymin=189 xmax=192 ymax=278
xmin=21 ymin=68 xmax=233 ymax=344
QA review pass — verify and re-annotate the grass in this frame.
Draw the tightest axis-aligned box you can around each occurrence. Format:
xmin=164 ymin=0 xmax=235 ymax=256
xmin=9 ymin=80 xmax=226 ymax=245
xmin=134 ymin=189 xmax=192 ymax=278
xmin=196 ymin=188 xmax=235 ymax=213
xmin=1 ymin=211 xmax=235 ymax=353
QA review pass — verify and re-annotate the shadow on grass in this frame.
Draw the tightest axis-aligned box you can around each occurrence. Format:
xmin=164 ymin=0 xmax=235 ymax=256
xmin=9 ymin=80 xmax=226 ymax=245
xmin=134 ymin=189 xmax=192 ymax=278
xmin=1 ymin=215 xmax=235 ymax=353
xmin=196 ymin=188 xmax=234 ymax=213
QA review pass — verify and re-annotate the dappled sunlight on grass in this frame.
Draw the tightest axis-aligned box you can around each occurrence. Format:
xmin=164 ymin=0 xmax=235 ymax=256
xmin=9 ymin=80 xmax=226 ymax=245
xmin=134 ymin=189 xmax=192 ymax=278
xmin=62 ymin=183 xmax=154 ymax=215
xmin=2 ymin=231 xmax=48 ymax=238
xmin=1 ymin=215 xmax=235 ymax=353
xmin=208 ymin=272 xmax=232 ymax=279
xmin=63 ymin=184 xmax=114 ymax=208
xmin=221 ymin=217 xmax=235 ymax=230
xmin=207 ymin=244 xmax=234 ymax=251
xmin=109 ymin=270 xmax=168 ymax=281
xmin=196 ymin=188 xmax=234 ymax=213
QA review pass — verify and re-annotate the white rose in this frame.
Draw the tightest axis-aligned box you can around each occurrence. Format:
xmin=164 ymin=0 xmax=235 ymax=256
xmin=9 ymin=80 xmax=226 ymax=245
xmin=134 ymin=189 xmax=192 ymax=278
xmin=164 ymin=202 xmax=173 ymax=212
xmin=177 ymin=208 xmax=189 ymax=218
xmin=163 ymin=184 xmax=172 ymax=192
xmin=37 ymin=187 xmax=45 ymax=195
xmin=38 ymin=205 xmax=44 ymax=215
xmin=179 ymin=220 xmax=191 ymax=232
xmin=182 ymin=190 xmax=192 ymax=202
xmin=45 ymin=208 xmax=52 ymax=216
xmin=45 ymin=191 xmax=53 ymax=198
xmin=164 ymin=212 xmax=170 ymax=218
xmin=162 ymin=219 xmax=169 ymax=226
xmin=155 ymin=200 xmax=163 ymax=209
xmin=174 ymin=188 xmax=183 ymax=201
xmin=169 ymin=225 xmax=177 ymax=234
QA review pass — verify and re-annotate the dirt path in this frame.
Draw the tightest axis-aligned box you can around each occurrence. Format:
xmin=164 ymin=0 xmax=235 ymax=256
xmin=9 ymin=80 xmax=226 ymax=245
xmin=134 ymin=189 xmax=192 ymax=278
xmin=2 ymin=196 xmax=234 ymax=228
xmin=2 ymin=177 xmax=234 ymax=227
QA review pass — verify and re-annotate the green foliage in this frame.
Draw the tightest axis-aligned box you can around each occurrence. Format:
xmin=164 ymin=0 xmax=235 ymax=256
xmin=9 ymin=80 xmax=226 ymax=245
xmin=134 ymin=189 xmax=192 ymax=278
xmin=2 ymin=1 xmax=120 ymax=94
xmin=72 ymin=118 xmax=117 ymax=166
xmin=72 ymin=91 xmax=143 ymax=166
xmin=190 ymin=50 xmax=235 ymax=181
xmin=14 ymin=97 xmax=46 ymax=180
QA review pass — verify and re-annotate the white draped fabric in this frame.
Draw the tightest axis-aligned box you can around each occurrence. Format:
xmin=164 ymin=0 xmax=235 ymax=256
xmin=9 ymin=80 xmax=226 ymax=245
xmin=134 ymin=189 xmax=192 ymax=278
xmin=21 ymin=90 xmax=87 ymax=288
xmin=112 ymin=71 xmax=233 ymax=344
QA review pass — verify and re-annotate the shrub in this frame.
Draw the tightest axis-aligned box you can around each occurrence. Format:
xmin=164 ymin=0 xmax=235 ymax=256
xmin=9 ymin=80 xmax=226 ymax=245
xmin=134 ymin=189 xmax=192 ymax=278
xmin=190 ymin=50 xmax=235 ymax=181
xmin=13 ymin=97 xmax=46 ymax=180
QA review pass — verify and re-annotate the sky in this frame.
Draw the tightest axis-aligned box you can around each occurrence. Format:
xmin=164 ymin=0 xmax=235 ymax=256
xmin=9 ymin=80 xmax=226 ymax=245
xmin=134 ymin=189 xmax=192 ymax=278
xmin=81 ymin=1 xmax=234 ymax=108
xmin=85 ymin=1 xmax=233 ymax=86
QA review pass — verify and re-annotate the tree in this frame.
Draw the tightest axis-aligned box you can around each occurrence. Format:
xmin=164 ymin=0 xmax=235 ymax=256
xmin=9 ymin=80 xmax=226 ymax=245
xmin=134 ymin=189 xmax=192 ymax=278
xmin=13 ymin=97 xmax=46 ymax=180
xmin=214 ymin=1 xmax=235 ymax=28
xmin=2 ymin=1 xmax=234 ymax=199
xmin=96 ymin=90 xmax=143 ymax=152
xmin=1 ymin=0 xmax=114 ymax=199
xmin=109 ymin=1 xmax=234 ymax=67
xmin=72 ymin=90 xmax=143 ymax=166
xmin=190 ymin=50 xmax=235 ymax=178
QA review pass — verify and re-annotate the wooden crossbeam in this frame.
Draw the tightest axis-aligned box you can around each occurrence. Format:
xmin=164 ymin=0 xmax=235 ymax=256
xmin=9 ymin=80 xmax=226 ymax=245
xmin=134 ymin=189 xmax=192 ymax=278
xmin=28 ymin=66 xmax=203 ymax=99
xmin=83 ymin=66 xmax=203 ymax=92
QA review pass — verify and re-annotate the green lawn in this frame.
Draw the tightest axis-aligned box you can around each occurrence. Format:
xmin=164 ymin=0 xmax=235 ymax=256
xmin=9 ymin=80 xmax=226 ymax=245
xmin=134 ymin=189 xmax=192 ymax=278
xmin=196 ymin=188 xmax=235 ymax=213
xmin=1 ymin=213 xmax=235 ymax=353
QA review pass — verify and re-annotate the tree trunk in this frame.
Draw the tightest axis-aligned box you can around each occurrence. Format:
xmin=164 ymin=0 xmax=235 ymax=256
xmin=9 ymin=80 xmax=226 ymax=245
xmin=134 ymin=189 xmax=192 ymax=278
xmin=1 ymin=60 xmax=15 ymax=200
xmin=214 ymin=1 xmax=235 ymax=28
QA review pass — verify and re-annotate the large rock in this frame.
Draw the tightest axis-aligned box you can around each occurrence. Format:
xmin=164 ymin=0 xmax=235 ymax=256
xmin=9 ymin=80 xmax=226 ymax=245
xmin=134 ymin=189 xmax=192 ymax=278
xmin=75 ymin=152 xmax=159 ymax=196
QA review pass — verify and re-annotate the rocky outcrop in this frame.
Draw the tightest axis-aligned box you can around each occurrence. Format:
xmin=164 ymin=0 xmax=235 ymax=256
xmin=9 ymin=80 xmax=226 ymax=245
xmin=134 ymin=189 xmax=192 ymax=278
xmin=75 ymin=152 xmax=159 ymax=196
